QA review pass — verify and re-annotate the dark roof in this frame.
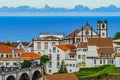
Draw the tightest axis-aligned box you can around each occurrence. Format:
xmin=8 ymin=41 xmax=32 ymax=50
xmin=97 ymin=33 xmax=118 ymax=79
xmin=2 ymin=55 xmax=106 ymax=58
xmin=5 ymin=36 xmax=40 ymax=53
xmin=66 ymin=29 xmax=80 ymax=38
xmin=22 ymin=42 xmax=30 ymax=46
xmin=88 ymin=38 xmax=113 ymax=47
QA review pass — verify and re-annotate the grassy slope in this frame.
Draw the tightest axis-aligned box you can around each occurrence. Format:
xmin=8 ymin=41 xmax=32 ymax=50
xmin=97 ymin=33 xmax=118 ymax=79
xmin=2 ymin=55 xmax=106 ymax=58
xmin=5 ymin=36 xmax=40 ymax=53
xmin=74 ymin=65 xmax=120 ymax=78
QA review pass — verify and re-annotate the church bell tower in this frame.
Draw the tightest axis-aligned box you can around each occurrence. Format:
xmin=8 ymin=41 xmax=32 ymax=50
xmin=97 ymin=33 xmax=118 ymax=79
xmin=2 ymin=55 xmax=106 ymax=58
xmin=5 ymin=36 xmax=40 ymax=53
xmin=97 ymin=20 xmax=108 ymax=38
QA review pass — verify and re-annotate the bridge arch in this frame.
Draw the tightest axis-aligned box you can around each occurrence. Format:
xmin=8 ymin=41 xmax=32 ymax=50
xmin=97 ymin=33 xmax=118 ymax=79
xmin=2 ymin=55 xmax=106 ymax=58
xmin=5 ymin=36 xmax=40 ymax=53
xmin=6 ymin=75 xmax=16 ymax=80
xmin=19 ymin=73 xmax=30 ymax=80
xmin=32 ymin=70 xmax=42 ymax=80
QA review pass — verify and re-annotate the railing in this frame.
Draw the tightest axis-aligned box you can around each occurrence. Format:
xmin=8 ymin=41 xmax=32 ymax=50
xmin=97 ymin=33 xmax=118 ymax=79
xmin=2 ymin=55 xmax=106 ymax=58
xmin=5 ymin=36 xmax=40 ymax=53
xmin=0 ymin=64 xmax=42 ymax=75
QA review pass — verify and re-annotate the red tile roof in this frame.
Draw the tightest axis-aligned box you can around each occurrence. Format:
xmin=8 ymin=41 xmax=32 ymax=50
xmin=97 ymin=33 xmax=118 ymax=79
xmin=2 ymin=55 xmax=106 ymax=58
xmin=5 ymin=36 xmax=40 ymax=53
xmin=0 ymin=45 xmax=12 ymax=53
xmin=21 ymin=52 xmax=41 ymax=60
xmin=98 ymin=48 xmax=115 ymax=53
xmin=88 ymin=38 xmax=113 ymax=47
xmin=57 ymin=44 xmax=76 ymax=52
xmin=66 ymin=29 xmax=80 ymax=38
xmin=77 ymin=42 xmax=87 ymax=48
xmin=44 ymin=73 xmax=78 ymax=80
xmin=0 ymin=45 xmax=24 ymax=53
xmin=115 ymin=53 xmax=120 ymax=57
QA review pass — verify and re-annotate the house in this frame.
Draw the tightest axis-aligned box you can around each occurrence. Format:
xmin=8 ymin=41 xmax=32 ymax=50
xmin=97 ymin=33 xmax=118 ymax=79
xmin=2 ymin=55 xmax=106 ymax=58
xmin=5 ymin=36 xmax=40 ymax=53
xmin=0 ymin=42 xmax=33 ymax=52
xmin=41 ymin=73 xmax=78 ymax=80
xmin=33 ymin=34 xmax=64 ymax=55
xmin=0 ymin=45 xmax=41 ymax=68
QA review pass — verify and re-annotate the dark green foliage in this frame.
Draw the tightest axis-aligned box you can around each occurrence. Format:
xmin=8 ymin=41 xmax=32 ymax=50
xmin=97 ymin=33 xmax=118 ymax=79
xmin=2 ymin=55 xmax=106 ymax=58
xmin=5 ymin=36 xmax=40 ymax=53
xmin=40 ymin=55 xmax=50 ymax=75
xmin=40 ymin=55 xmax=50 ymax=64
xmin=58 ymin=60 xmax=68 ymax=73
xmin=113 ymin=32 xmax=120 ymax=40
xmin=21 ymin=60 xmax=31 ymax=68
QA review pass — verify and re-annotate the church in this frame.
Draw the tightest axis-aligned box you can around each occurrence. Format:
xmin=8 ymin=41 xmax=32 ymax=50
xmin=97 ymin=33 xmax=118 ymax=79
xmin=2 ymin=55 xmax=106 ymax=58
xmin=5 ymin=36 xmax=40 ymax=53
xmin=65 ymin=20 xmax=108 ymax=44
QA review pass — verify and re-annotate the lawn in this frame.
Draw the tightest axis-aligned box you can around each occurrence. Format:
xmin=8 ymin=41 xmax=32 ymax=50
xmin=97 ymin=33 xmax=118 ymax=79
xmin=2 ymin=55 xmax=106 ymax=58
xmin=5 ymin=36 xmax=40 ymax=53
xmin=74 ymin=65 xmax=120 ymax=78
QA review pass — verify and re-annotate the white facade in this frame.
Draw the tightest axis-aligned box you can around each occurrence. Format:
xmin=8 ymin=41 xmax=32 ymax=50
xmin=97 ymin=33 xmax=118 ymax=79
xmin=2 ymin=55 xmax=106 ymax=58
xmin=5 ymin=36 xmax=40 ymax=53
xmin=33 ymin=34 xmax=64 ymax=55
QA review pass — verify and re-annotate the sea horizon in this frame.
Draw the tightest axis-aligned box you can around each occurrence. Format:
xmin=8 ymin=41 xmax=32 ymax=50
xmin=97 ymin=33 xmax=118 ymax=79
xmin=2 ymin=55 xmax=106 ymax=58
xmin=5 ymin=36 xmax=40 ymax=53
xmin=0 ymin=16 xmax=119 ymax=42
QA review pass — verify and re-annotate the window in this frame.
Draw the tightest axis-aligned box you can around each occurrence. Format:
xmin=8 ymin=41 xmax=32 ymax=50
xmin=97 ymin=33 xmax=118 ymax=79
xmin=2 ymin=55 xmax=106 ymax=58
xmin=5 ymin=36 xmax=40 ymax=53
xmin=57 ymin=54 xmax=60 ymax=61
xmin=57 ymin=50 xmax=59 ymax=53
xmin=1 ymin=54 xmax=4 ymax=58
xmin=102 ymin=24 xmax=105 ymax=28
xmin=70 ymin=64 xmax=72 ymax=67
xmin=100 ymin=60 xmax=102 ymax=64
xmin=57 ymin=62 xmax=60 ymax=67
xmin=44 ymin=42 xmax=48 ymax=50
xmin=37 ymin=42 xmax=41 ymax=49
xmin=52 ymin=42 xmax=56 ymax=46
xmin=49 ymin=69 xmax=51 ymax=73
xmin=102 ymin=33 xmax=105 ymax=36
xmin=49 ymin=62 xmax=52 ymax=68
xmin=83 ymin=49 xmax=87 ymax=52
xmin=66 ymin=64 xmax=68 ymax=66
xmin=76 ymin=38 xmax=80 ymax=43
xmin=53 ymin=47 xmax=56 ymax=53
xmin=70 ymin=55 xmax=74 ymax=58
xmin=78 ymin=49 xmax=82 ymax=51
xmin=9 ymin=54 xmax=13 ymax=58
xmin=14 ymin=54 xmax=16 ymax=57
xmin=94 ymin=60 xmax=96 ymax=64
xmin=73 ymin=64 xmax=75 ymax=67
xmin=6 ymin=54 xmax=9 ymax=58
xmin=49 ymin=49 xmax=51 ymax=52
xmin=38 ymin=52 xmax=40 ymax=54
xmin=78 ymin=55 xmax=81 ymax=59
xmin=18 ymin=53 xmax=20 ymax=57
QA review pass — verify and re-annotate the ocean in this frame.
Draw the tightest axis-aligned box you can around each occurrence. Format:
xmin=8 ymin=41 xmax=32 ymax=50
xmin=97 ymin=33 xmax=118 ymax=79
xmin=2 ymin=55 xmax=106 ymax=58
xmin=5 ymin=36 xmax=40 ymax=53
xmin=0 ymin=16 xmax=120 ymax=42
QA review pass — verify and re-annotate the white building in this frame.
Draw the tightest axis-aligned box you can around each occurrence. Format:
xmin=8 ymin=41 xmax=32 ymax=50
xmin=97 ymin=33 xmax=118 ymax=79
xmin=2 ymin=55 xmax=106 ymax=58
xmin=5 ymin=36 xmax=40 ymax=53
xmin=33 ymin=34 xmax=64 ymax=55
xmin=65 ymin=20 xmax=108 ymax=44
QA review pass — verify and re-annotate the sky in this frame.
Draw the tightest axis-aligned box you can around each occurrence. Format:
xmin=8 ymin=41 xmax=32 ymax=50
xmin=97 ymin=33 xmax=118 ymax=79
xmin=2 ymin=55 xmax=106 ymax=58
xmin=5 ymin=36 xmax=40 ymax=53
xmin=0 ymin=0 xmax=120 ymax=9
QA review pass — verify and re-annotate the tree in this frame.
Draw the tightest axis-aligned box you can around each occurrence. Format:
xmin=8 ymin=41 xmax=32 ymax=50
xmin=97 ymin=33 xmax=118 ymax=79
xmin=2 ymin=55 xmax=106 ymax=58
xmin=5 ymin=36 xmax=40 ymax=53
xmin=58 ymin=60 xmax=68 ymax=73
xmin=40 ymin=55 xmax=50 ymax=75
xmin=4 ymin=41 xmax=11 ymax=46
xmin=113 ymin=32 xmax=120 ymax=40
xmin=21 ymin=60 xmax=31 ymax=68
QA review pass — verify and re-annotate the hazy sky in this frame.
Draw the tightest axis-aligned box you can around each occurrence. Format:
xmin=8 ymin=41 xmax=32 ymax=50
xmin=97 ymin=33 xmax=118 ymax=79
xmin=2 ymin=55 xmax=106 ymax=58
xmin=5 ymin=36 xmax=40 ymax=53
xmin=0 ymin=0 xmax=120 ymax=9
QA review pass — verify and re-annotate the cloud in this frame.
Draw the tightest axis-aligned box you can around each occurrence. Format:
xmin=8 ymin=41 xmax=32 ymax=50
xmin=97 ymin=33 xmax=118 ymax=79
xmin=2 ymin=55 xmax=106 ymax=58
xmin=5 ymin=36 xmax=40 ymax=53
xmin=0 ymin=0 xmax=120 ymax=9
xmin=0 ymin=4 xmax=120 ymax=12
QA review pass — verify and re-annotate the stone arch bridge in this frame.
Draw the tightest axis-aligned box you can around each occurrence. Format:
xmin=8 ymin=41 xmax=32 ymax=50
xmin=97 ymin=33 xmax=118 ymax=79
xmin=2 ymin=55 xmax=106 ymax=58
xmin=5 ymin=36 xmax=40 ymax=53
xmin=0 ymin=65 xmax=42 ymax=80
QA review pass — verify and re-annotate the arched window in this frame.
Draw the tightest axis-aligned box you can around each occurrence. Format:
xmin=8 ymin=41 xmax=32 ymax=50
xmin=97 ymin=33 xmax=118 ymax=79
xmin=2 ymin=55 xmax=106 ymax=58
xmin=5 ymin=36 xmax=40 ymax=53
xmin=102 ymin=24 xmax=105 ymax=28
xmin=1 ymin=54 xmax=4 ymax=58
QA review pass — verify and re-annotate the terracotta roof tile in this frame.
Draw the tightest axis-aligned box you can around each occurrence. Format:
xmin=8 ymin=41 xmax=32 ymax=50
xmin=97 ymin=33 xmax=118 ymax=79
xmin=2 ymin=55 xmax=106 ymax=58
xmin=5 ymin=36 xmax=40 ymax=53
xmin=21 ymin=52 xmax=41 ymax=59
xmin=77 ymin=42 xmax=87 ymax=48
xmin=57 ymin=44 xmax=76 ymax=52
xmin=66 ymin=29 xmax=80 ymax=38
xmin=115 ymin=53 xmax=120 ymax=57
xmin=0 ymin=45 xmax=12 ymax=53
xmin=44 ymin=73 xmax=78 ymax=80
xmin=98 ymin=48 xmax=115 ymax=53
xmin=88 ymin=38 xmax=113 ymax=47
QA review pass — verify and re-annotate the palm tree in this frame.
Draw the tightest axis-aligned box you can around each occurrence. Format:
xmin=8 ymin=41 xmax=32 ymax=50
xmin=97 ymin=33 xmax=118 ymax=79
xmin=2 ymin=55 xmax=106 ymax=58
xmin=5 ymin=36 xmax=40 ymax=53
xmin=40 ymin=55 xmax=50 ymax=75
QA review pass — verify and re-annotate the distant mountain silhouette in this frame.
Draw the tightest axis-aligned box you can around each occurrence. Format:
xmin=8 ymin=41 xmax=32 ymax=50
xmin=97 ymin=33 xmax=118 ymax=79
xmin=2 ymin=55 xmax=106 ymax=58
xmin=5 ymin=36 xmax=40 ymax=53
xmin=0 ymin=4 xmax=120 ymax=12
